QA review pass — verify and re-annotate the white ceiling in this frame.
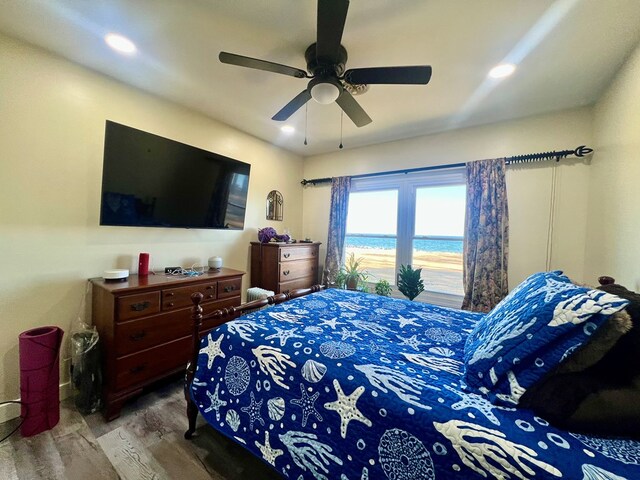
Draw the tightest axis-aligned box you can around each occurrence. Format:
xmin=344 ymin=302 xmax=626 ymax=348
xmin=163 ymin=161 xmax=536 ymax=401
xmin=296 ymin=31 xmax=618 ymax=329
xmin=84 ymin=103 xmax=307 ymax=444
xmin=1 ymin=0 xmax=639 ymax=156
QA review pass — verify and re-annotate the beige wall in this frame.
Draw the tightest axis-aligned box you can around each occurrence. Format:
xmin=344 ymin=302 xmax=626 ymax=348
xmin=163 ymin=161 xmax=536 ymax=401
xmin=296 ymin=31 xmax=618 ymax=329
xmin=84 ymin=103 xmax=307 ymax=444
xmin=585 ymin=43 xmax=640 ymax=290
xmin=0 ymin=35 xmax=303 ymax=409
xmin=303 ymin=108 xmax=594 ymax=289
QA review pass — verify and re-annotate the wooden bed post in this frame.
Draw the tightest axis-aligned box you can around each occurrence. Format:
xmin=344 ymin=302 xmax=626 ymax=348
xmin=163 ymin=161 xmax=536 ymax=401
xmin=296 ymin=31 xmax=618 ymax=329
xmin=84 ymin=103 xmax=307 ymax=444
xmin=184 ymin=292 xmax=203 ymax=439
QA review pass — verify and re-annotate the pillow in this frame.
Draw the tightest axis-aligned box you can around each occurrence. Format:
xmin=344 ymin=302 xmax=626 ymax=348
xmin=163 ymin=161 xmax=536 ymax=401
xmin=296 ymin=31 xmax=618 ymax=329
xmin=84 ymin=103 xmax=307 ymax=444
xmin=591 ymin=283 xmax=640 ymax=385
xmin=519 ymin=310 xmax=632 ymax=421
xmin=566 ymin=380 xmax=640 ymax=439
xmin=519 ymin=282 xmax=640 ymax=437
xmin=463 ymin=271 xmax=629 ymax=406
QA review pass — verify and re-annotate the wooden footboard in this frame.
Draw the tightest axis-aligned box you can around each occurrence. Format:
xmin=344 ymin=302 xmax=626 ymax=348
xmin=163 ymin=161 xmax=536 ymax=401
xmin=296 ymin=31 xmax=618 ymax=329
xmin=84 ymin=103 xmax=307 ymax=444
xmin=184 ymin=284 xmax=325 ymax=439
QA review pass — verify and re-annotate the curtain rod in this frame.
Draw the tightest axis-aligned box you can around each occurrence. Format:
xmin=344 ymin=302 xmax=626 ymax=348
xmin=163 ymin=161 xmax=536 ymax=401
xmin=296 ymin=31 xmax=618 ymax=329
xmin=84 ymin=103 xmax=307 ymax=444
xmin=300 ymin=145 xmax=593 ymax=186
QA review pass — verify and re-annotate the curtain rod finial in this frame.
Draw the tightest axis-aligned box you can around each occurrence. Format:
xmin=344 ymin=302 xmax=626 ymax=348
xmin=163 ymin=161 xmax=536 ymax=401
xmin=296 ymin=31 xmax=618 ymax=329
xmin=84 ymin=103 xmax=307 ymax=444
xmin=575 ymin=145 xmax=593 ymax=157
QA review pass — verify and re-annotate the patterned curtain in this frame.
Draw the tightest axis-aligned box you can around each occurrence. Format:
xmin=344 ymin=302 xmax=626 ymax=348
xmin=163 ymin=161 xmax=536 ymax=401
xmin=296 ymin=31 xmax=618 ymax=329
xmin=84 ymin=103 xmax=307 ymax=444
xmin=462 ymin=158 xmax=509 ymax=312
xmin=322 ymin=176 xmax=352 ymax=285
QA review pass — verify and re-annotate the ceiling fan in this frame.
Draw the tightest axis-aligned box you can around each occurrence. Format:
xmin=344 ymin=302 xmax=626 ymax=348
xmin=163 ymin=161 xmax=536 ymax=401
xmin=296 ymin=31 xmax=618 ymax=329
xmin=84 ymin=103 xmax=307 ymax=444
xmin=219 ymin=0 xmax=432 ymax=128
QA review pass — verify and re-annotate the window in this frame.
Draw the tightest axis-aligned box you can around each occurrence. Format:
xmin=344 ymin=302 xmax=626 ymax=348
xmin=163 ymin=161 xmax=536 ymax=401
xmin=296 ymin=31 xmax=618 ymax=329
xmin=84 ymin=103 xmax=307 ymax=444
xmin=345 ymin=169 xmax=466 ymax=302
xmin=345 ymin=189 xmax=398 ymax=283
xmin=413 ymin=185 xmax=465 ymax=296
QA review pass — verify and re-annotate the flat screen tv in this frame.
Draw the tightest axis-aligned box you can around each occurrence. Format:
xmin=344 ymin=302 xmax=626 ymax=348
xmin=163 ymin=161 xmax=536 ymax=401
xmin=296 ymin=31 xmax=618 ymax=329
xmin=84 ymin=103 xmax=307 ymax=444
xmin=100 ymin=121 xmax=251 ymax=229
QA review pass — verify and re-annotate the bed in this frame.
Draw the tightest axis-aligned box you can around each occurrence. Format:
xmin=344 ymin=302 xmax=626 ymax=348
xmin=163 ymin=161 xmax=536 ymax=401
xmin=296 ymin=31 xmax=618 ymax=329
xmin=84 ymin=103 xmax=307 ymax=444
xmin=186 ymin=285 xmax=640 ymax=479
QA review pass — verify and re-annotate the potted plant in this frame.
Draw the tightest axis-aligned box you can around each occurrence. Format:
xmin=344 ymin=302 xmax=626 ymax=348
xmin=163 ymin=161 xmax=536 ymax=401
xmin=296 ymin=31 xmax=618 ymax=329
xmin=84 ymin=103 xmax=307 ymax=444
xmin=339 ymin=253 xmax=368 ymax=290
xmin=374 ymin=279 xmax=392 ymax=297
xmin=397 ymin=264 xmax=425 ymax=301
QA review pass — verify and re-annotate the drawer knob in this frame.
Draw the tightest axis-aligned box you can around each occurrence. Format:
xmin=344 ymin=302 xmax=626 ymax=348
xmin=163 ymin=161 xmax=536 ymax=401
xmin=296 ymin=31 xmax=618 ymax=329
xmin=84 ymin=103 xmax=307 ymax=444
xmin=129 ymin=364 xmax=146 ymax=374
xmin=283 ymin=270 xmax=290 ymax=276
xmin=283 ymin=253 xmax=290 ymax=259
xmin=166 ymin=292 xmax=175 ymax=297
xmin=130 ymin=301 xmax=151 ymax=312
xmin=206 ymin=294 xmax=214 ymax=299
xmin=130 ymin=331 xmax=147 ymax=341
xmin=206 ymin=285 xmax=214 ymax=290
xmin=224 ymin=285 xmax=236 ymax=293
xmin=168 ymin=302 xmax=175 ymax=307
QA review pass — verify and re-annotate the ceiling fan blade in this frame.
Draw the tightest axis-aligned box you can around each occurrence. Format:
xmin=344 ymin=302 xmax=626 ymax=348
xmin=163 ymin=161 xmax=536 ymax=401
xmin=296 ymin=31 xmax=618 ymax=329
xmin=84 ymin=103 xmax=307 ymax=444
xmin=272 ymin=90 xmax=312 ymax=121
xmin=335 ymin=90 xmax=372 ymax=128
xmin=344 ymin=66 xmax=432 ymax=85
xmin=219 ymin=52 xmax=307 ymax=79
xmin=316 ymin=0 xmax=349 ymax=64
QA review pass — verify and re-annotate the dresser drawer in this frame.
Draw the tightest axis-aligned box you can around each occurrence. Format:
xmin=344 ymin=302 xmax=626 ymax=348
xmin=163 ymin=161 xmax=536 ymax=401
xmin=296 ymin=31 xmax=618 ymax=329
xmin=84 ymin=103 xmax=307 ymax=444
xmin=217 ymin=277 xmax=242 ymax=299
xmin=279 ymin=260 xmax=316 ymax=282
xmin=114 ymin=336 xmax=191 ymax=391
xmin=117 ymin=292 xmax=161 ymax=322
xmin=278 ymin=275 xmax=315 ymax=294
xmin=116 ymin=310 xmax=191 ymax=356
xmin=279 ymin=245 xmax=318 ymax=262
xmin=116 ymin=296 xmax=241 ymax=356
xmin=162 ymin=282 xmax=217 ymax=310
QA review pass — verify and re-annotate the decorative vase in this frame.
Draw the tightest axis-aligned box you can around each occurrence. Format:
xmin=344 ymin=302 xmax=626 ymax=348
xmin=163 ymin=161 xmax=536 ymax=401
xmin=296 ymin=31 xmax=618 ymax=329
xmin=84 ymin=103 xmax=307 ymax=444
xmin=208 ymin=256 xmax=223 ymax=270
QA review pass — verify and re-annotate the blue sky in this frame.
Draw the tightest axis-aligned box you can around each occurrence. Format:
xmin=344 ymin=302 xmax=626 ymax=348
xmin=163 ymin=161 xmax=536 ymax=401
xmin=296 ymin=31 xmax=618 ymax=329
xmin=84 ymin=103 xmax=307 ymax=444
xmin=346 ymin=185 xmax=466 ymax=237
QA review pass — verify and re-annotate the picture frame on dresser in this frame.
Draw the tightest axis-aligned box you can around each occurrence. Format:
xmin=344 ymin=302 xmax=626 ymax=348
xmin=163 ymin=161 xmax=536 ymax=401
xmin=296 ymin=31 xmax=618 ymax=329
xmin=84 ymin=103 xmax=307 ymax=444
xmin=90 ymin=267 xmax=244 ymax=420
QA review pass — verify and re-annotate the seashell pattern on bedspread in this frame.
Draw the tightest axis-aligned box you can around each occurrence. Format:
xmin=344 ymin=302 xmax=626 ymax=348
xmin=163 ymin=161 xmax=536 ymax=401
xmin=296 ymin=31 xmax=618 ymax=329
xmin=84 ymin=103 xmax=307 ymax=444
xmin=191 ymin=288 xmax=640 ymax=479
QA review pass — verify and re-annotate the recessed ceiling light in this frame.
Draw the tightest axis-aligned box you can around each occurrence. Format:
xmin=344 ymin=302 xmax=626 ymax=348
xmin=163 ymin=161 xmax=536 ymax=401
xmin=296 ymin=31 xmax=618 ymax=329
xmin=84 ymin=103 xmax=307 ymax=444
xmin=280 ymin=125 xmax=295 ymax=134
xmin=105 ymin=33 xmax=137 ymax=55
xmin=488 ymin=63 xmax=516 ymax=79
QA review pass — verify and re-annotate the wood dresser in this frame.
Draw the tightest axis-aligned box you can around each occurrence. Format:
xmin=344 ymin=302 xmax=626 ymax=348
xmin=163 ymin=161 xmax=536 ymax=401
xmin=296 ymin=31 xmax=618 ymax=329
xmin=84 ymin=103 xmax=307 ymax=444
xmin=250 ymin=242 xmax=320 ymax=294
xmin=90 ymin=267 xmax=244 ymax=420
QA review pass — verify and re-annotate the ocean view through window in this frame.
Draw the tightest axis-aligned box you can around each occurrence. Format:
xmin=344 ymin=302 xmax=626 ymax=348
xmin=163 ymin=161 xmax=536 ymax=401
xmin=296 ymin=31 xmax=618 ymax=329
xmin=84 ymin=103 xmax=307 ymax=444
xmin=411 ymin=185 xmax=465 ymax=296
xmin=345 ymin=170 xmax=465 ymax=299
xmin=345 ymin=190 xmax=398 ymax=283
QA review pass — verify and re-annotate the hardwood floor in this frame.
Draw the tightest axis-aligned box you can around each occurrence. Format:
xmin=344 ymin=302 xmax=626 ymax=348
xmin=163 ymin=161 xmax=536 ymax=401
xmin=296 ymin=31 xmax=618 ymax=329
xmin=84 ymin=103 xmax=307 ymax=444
xmin=0 ymin=379 xmax=281 ymax=479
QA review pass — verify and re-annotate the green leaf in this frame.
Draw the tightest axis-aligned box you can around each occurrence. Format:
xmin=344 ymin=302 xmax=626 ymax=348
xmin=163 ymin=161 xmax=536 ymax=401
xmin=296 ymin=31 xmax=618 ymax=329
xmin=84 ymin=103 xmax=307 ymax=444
xmin=397 ymin=264 xmax=425 ymax=301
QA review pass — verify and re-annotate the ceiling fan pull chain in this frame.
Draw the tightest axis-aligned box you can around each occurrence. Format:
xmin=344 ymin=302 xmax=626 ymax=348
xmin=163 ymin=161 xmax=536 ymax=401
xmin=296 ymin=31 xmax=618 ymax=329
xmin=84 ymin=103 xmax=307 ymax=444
xmin=339 ymin=110 xmax=344 ymax=149
xmin=304 ymin=102 xmax=308 ymax=146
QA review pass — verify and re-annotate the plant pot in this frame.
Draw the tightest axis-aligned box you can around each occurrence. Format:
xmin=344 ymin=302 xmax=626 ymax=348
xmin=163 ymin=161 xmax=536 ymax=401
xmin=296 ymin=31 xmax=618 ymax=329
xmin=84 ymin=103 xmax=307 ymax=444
xmin=346 ymin=277 xmax=359 ymax=290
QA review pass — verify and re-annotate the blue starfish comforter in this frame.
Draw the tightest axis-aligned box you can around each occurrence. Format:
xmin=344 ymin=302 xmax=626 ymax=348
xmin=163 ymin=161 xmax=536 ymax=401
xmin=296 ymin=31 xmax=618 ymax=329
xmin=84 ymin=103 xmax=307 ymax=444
xmin=191 ymin=288 xmax=640 ymax=479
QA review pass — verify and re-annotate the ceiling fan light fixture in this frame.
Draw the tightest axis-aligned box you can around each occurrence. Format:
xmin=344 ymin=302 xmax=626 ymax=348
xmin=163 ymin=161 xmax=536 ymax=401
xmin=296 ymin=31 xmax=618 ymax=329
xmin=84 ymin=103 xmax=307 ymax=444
xmin=310 ymin=81 xmax=341 ymax=104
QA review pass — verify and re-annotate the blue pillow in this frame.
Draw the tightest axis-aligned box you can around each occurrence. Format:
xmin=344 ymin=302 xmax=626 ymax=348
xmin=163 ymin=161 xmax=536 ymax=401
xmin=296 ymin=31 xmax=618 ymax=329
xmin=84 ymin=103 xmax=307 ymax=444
xmin=463 ymin=271 xmax=629 ymax=405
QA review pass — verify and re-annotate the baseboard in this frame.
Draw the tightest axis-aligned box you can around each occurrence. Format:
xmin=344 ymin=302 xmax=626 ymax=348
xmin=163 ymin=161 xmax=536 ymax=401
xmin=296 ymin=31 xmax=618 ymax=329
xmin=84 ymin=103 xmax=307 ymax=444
xmin=0 ymin=382 xmax=73 ymax=424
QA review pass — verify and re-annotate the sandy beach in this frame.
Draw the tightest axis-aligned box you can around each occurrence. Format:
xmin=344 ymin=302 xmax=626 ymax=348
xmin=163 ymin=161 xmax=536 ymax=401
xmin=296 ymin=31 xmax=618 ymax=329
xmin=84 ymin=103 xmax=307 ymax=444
xmin=344 ymin=247 xmax=463 ymax=296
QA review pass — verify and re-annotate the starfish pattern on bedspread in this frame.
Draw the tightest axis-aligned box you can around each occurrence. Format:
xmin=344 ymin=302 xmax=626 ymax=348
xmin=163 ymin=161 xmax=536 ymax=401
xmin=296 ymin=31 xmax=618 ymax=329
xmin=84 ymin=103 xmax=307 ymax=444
xmin=290 ymin=383 xmax=323 ymax=427
xmin=324 ymin=379 xmax=372 ymax=439
xmin=319 ymin=317 xmax=343 ymax=329
xmin=241 ymin=391 xmax=264 ymax=430
xmin=264 ymin=326 xmax=304 ymax=346
xmin=199 ymin=333 xmax=225 ymax=368
xmin=390 ymin=314 xmax=420 ymax=328
xmin=203 ymin=383 xmax=227 ymax=421
xmin=397 ymin=334 xmax=426 ymax=351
